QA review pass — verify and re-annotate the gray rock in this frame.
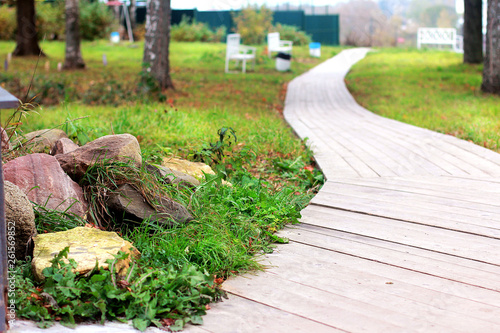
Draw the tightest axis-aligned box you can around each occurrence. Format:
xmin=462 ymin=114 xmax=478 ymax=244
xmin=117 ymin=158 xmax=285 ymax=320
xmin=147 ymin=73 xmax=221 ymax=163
xmin=3 ymin=153 xmax=88 ymax=218
xmin=107 ymin=184 xmax=193 ymax=227
xmin=4 ymin=181 xmax=36 ymax=260
xmin=15 ymin=129 xmax=68 ymax=153
xmin=56 ymin=133 xmax=142 ymax=181
xmin=50 ymin=137 xmax=79 ymax=156
xmin=146 ymin=164 xmax=200 ymax=188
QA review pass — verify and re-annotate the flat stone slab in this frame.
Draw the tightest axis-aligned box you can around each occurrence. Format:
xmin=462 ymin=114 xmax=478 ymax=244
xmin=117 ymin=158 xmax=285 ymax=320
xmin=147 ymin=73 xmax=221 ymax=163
xmin=31 ymin=227 xmax=140 ymax=281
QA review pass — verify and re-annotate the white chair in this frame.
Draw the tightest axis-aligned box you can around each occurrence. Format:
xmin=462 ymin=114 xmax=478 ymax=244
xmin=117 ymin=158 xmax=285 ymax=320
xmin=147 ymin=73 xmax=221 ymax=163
xmin=225 ymin=33 xmax=256 ymax=74
xmin=267 ymin=32 xmax=293 ymax=57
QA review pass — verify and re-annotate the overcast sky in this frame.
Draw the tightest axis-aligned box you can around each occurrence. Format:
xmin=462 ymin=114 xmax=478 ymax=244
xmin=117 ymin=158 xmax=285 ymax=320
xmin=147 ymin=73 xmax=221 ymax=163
xmin=171 ymin=0 xmax=465 ymax=13
xmin=171 ymin=0 xmax=346 ymax=10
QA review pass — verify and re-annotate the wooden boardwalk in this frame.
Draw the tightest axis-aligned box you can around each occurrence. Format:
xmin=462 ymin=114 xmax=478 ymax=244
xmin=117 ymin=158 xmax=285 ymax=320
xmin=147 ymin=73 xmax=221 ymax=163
xmin=184 ymin=48 xmax=500 ymax=332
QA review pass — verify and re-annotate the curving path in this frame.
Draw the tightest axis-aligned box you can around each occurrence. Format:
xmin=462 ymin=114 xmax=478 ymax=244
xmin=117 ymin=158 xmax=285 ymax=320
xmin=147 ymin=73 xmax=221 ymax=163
xmin=11 ymin=49 xmax=500 ymax=333
xmin=184 ymin=48 xmax=500 ymax=332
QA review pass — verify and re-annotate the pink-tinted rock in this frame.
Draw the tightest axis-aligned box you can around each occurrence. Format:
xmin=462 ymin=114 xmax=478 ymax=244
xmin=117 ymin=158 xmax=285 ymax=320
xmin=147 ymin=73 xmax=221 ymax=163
xmin=1 ymin=127 xmax=11 ymax=153
xmin=4 ymin=153 xmax=88 ymax=218
xmin=50 ymin=137 xmax=79 ymax=156
xmin=15 ymin=129 xmax=68 ymax=153
xmin=56 ymin=134 xmax=142 ymax=181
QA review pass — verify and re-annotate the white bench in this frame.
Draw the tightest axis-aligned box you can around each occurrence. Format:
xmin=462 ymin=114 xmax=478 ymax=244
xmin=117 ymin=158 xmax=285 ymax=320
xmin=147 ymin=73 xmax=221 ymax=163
xmin=225 ymin=33 xmax=256 ymax=74
xmin=267 ymin=32 xmax=293 ymax=57
xmin=417 ymin=28 xmax=463 ymax=53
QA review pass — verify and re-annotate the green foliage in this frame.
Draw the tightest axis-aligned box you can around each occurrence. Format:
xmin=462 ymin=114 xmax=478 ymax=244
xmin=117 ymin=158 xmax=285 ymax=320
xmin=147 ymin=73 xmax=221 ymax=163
xmin=274 ymin=155 xmax=324 ymax=190
xmin=79 ymin=0 xmax=118 ymax=41
xmin=232 ymin=6 xmax=273 ymax=44
xmin=128 ymin=173 xmax=307 ymax=276
xmin=33 ymin=204 xmax=87 ymax=234
xmin=16 ymin=248 xmax=221 ymax=331
xmin=193 ymin=127 xmax=237 ymax=166
xmin=37 ymin=1 xmax=65 ymax=41
xmin=171 ymin=16 xmax=226 ymax=42
xmin=272 ymin=24 xmax=312 ymax=46
xmin=0 ymin=5 xmax=15 ymax=40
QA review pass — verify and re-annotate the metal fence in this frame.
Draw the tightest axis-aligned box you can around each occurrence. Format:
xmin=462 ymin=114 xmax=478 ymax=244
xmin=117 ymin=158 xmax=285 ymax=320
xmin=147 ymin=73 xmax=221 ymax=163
xmin=136 ymin=9 xmax=340 ymax=45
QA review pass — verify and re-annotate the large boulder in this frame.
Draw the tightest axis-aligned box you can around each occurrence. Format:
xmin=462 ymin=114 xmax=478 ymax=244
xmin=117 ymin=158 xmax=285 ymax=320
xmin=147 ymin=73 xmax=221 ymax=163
xmin=31 ymin=227 xmax=140 ymax=281
xmin=107 ymin=183 xmax=193 ymax=227
xmin=50 ymin=137 xmax=79 ymax=156
xmin=4 ymin=181 xmax=37 ymax=260
xmin=15 ymin=129 xmax=68 ymax=153
xmin=56 ymin=134 xmax=142 ymax=181
xmin=3 ymin=153 xmax=88 ymax=218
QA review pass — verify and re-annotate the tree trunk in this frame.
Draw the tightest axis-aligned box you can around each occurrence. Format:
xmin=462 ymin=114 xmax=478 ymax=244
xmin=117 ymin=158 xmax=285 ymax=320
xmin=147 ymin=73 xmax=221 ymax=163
xmin=130 ymin=0 xmax=137 ymax=32
xmin=63 ymin=0 xmax=85 ymax=69
xmin=463 ymin=0 xmax=483 ymax=64
xmin=481 ymin=0 xmax=500 ymax=94
xmin=12 ymin=0 xmax=45 ymax=57
xmin=143 ymin=0 xmax=174 ymax=90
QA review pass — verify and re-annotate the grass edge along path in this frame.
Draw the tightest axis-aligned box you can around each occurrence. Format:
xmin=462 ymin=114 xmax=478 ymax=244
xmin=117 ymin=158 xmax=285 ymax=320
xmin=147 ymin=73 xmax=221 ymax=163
xmin=345 ymin=48 xmax=500 ymax=153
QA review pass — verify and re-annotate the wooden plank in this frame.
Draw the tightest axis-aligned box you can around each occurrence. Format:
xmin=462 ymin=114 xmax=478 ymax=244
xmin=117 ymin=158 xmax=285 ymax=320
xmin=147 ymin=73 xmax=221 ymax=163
xmin=324 ymin=177 xmax=500 ymax=206
xmin=310 ymin=191 xmax=500 ymax=238
xmin=262 ymin=242 xmax=500 ymax=328
xmin=320 ymin=181 xmax=500 ymax=216
xmin=278 ymin=225 xmax=500 ymax=290
xmin=183 ymin=294 xmax=340 ymax=333
xmin=299 ymin=204 xmax=500 ymax=264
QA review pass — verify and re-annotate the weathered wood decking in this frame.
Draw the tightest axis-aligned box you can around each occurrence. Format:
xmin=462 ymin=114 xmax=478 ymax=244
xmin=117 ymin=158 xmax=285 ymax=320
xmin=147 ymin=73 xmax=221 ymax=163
xmin=185 ymin=48 xmax=500 ymax=332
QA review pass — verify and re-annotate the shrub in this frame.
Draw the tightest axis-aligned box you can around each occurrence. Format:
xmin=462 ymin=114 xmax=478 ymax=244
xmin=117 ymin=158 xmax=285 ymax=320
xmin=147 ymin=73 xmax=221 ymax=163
xmin=272 ymin=24 xmax=312 ymax=46
xmin=79 ymin=0 xmax=118 ymax=41
xmin=232 ymin=6 xmax=273 ymax=45
xmin=171 ymin=16 xmax=220 ymax=42
xmin=37 ymin=1 xmax=65 ymax=40
xmin=0 ymin=5 xmax=15 ymax=40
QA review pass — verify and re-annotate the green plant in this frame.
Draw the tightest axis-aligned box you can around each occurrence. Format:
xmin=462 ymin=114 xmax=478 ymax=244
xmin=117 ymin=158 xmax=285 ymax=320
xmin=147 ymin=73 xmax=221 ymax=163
xmin=272 ymin=24 xmax=312 ymax=46
xmin=37 ymin=1 xmax=65 ymax=41
xmin=192 ymin=127 xmax=237 ymax=166
xmin=232 ymin=6 xmax=273 ymax=44
xmin=16 ymin=247 xmax=221 ymax=331
xmin=79 ymin=0 xmax=118 ymax=41
xmin=171 ymin=16 xmax=214 ymax=42
xmin=0 ymin=5 xmax=15 ymax=40
xmin=33 ymin=204 xmax=87 ymax=234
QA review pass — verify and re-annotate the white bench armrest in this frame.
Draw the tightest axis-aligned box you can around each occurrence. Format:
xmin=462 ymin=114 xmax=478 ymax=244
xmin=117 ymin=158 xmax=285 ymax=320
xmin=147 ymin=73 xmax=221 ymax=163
xmin=239 ymin=45 xmax=257 ymax=55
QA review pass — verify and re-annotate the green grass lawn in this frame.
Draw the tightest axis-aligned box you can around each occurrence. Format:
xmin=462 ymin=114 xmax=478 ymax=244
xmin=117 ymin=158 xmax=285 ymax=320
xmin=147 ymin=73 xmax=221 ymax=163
xmin=1 ymin=40 xmax=342 ymax=163
xmin=345 ymin=48 xmax=500 ymax=152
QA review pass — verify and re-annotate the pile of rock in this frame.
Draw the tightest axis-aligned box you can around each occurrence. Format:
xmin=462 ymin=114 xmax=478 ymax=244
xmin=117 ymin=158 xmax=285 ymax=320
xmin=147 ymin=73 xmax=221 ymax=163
xmin=2 ymin=128 xmax=220 ymax=277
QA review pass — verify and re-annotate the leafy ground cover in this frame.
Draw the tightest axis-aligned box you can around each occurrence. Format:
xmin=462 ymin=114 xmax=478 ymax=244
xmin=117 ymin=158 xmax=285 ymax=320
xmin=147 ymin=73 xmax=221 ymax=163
xmin=1 ymin=40 xmax=341 ymax=330
xmin=345 ymin=48 xmax=500 ymax=153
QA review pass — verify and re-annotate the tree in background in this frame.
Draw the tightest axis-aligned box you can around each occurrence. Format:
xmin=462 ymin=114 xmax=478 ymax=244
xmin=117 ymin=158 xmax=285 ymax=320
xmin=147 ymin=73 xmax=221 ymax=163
xmin=63 ymin=0 xmax=85 ymax=69
xmin=143 ymin=0 xmax=173 ymax=89
xmin=463 ymin=0 xmax=483 ymax=64
xmin=232 ymin=6 xmax=273 ymax=45
xmin=12 ymin=0 xmax=45 ymax=56
xmin=481 ymin=0 xmax=500 ymax=94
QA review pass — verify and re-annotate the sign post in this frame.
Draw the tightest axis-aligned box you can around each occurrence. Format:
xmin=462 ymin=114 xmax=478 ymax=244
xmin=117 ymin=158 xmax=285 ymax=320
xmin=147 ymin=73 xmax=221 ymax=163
xmin=0 ymin=87 xmax=20 ymax=331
